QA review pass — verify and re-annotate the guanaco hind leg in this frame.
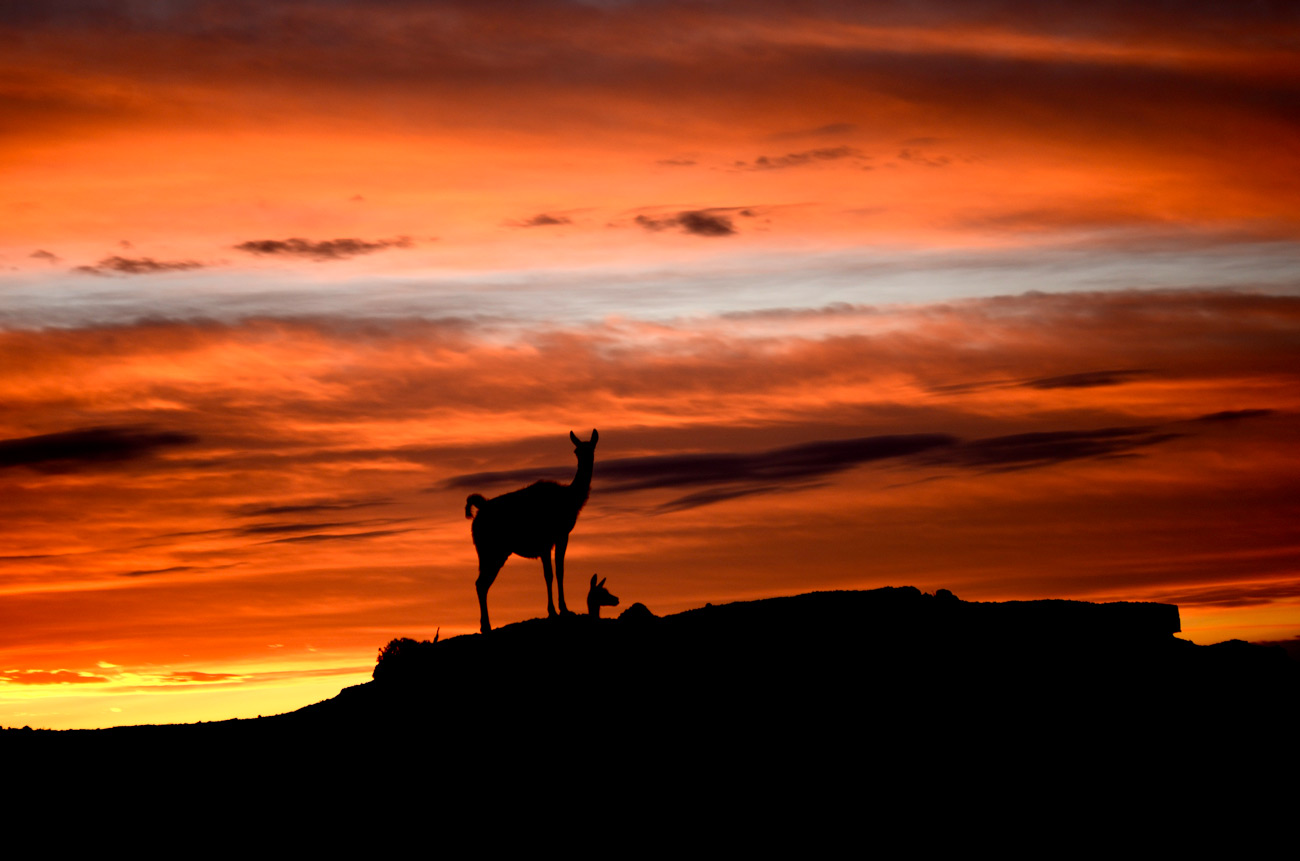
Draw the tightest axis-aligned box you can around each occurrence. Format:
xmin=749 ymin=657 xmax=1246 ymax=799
xmin=476 ymin=551 xmax=507 ymax=634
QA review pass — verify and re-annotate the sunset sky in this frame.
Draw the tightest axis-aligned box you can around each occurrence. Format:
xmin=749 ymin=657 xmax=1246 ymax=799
xmin=3 ymin=1 xmax=1298 ymax=729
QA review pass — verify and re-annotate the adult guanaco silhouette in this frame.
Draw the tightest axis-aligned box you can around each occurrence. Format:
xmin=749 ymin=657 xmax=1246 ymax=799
xmin=465 ymin=430 xmax=598 ymax=634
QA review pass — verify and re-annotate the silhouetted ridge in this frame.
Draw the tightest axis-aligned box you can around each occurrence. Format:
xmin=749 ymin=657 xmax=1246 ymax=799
xmin=10 ymin=589 xmax=1296 ymax=781
xmin=8 ymin=593 xmax=1290 ymax=843
xmin=337 ymin=588 xmax=1296 ymax=750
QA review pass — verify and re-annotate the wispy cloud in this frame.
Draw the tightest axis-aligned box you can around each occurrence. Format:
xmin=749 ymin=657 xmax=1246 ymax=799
xmin=0 ymin=669 xmax=110 ymax=685
xmin=159 ymin=671 xmax=241 ymax=683
xmin=73 ymin=256 xmax=206 ymax=276
xmin=1156 ymin=580 xmax=1300 ymax=609
xmin=934 ymin=368 xmax=1155 ymax=394
xmin=234 ymin=237 xmax=412 ymax=260
xmin=1020 ymin=369 xmax=1152 ymax=390
xmin=509 ymin=213 xmax=572 ymax=227
xmin=123 ymin=565 xmax=207 ymax=578
xmin=735 ymin=146 xmax=864 ymax=170
xmin=259 ymin=529 xmax=414 ymax=544
xmin=234 ymin=497 xmax=394 ymax=517
xmin=635 ymin=208 xmax=752 ymax=237
xmin=1192 ymin=409 xmax=1276 ymax=423
xmin=898 ymin=148 xmax=951 ymax=168
xmin=931 ymin=426 xmax=1183 ymax=472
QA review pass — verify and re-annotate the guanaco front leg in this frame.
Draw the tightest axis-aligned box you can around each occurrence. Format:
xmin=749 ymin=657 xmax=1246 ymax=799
xmin=541 ymin=551 xmax=558 ymax=618
xmin=554 ymin=534 xmax=570 ymax=615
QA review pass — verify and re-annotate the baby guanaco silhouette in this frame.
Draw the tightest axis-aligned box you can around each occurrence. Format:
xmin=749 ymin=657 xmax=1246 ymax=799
xmin=465 ymin=430 xmax=598 ymax=634
xmin=587 ymin=574 xmax=618 ymax=618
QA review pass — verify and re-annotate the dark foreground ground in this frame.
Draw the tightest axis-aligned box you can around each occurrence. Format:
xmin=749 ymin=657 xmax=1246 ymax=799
xmin=7 ymin=587 xmax=1297 ymax=830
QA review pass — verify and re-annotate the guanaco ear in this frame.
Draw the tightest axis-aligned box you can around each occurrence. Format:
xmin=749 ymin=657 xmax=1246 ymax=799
xmin=590 ymin=429 xmax=599 ymax=445
xmin=570 ymin=431 xmax=580 ymax=446
xmin=598 ymin=577 xmax=606 ymax=589
xmin=590 ymin=574 xmax=598 ymax=588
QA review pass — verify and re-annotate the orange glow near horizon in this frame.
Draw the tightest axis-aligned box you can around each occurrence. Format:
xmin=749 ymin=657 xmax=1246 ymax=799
xmin=3 ymin=2 xmax=1299 ymax=729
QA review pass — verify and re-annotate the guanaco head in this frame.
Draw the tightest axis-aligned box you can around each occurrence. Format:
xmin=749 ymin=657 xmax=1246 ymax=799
xmin=570 ymin=428 xmax=599 ymax=458
xmin=587 ymin=574 xmax=619 ymax=618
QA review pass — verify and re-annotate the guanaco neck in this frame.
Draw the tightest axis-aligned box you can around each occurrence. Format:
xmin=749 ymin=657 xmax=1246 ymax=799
xmin=569 ymin=454 xmax=594 ymax=509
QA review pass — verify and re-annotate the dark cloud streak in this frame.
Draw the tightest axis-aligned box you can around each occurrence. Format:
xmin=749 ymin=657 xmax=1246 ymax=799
xmin=1022 ymin=369 xmax=1152 ymax=389
xmin=444 ymin=423 xmax=1198 ymax=511
xmin=736 ymin=146 xmax=863 ymax=170
xmin=936 ymin=368 xmax=1155 ymax=394
xmin=260 ymin=529 xmax=413 ymax=545
xmin=236 ymin=517 xmax=412 ymax=537
xmin=234 ymin=236 xmax=412 ymax=260
xmin=0 ymin=426 xmax=198 ymax=472
xmin=1193 ymin=409 xmax=1276 ymax=423
xmin=932 ymin=427 xmax=1184 ymax=471
xmin=74 ymin=256 xmax=205 ymax=276
xmin=445 ymin=434 xmax=955 ymax=509
xmin=510 ymin=213 xmax=572 ymax=227
xmin=123 ymin=565 xmax=204 ymax=578
xmin=635 ymin=209 xmax=741 ymax=236
xmin=1157 ymin=580 xmax=1300 ymax=609
xmin=235 ymin=497 xmax=394 ymax=517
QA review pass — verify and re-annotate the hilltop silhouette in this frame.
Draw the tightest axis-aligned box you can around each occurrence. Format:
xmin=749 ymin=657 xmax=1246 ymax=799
xmin=10 ymin=588 xmax=1297 ymax=744
xmin=7 ymin=587 xmax=1295 ymax=823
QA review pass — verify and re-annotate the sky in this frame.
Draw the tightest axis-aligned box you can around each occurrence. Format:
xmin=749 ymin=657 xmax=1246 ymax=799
xmin=2 ymin=0 xmax=1298 ymax=729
